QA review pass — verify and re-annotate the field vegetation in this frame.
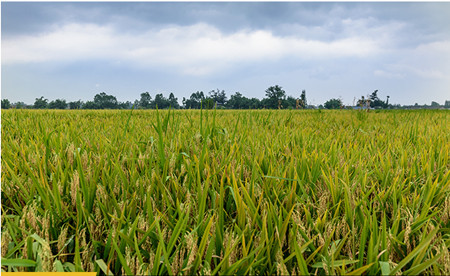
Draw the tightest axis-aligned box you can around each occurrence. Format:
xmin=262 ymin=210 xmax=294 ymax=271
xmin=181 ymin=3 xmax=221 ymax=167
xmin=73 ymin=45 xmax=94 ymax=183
xmin=1 ymin=109 xmax=449 ymax=274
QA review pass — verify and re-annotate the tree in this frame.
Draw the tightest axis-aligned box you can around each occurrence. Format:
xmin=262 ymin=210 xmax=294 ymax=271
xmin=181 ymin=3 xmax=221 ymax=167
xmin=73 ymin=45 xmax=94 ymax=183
xmin=83 ymin=101 xmax=99 ymax=109
xmin=285 ymin=96 xmax=297 ymax=109
xmin=357 ymin=96 xmax=364 ymax=106
xmin=431 ymin=101 xmax=440 ymax=107
xmin=357 ymin=96 xmax=368 ymax=107
xmin=249 ymin=98 xmax=262 ymax=109
xmin=168 ymin=93 xmax=180 ymax=109
xmin=369 ymin=90 xmax=378 ymax=101
xmin=265 ymin=85 xmax=286 ymax=109
xmin=209 ymin=89 xmax=227 ymax=106
xmin=69 ymin=100 xmax=83 ymax=109
xmin=1 ymin=99 xmax=11 ymax=109
xmin=119 ymin=101 xmax=133 ymax=109
xmin=94 ymin=92 xmax=118 ymax=109
xmin=203 ymin=97 xmax=215 ymax=109
xmin=14 ymin=102 xmax=28 ymax=109
xmin=300 ymin=90 xmax=307 ymax=108
xmin=324 ymin=98 xmax=343 ymax=109
xmin=445 ymin=100 xmax=450 ymax=108
xmin=139 ymin=92 xmax=152 ymax=109
xmin=153 ymin=93 xmax=170 ymax=109
xmin=184 ymin=91 xmax=205 ymax=109
xmin=369 ymin=90 xmax=387 ymax=108
xmin=225 ymin=93 xmax=261 ymax=109
xmin=227 ymin=92 xmax=245 ymax=109
xmin=48 ymin=99 xmax=68 ymax=109
xmin=34 ymin=96 xmax=48 ymax=109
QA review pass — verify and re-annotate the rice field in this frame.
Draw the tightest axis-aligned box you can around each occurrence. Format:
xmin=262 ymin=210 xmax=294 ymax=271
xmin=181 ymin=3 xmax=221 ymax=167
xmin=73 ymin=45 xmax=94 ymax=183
xmin=1 ymin=109 xmax=449 ymax=274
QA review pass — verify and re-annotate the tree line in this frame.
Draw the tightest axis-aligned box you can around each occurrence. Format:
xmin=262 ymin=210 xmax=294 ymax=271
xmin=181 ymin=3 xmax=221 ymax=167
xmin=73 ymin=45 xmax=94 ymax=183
xmin=1 ymin=85 xmax=448 ymax=110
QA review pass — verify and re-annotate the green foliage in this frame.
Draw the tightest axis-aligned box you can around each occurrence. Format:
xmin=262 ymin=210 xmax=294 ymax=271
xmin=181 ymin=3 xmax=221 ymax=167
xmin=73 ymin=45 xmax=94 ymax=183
xmin=184 ymin=91 xmax=205 ymax=109
xmin=1 ymin=109 xmax=449 ymax=274
xmin=168 ymin=93 xmax=180 ymax=109
xmin=285 ymin=96 xmax=297 ymax=109
xmin=209 ymin=89 xmax=227 ymax=106
xmin=13 ymin=101 xmax=29 ymax=109
xmin=324 ymin=98 xmax=343 ymax=109
xmin=1 ymin=99 xmax=11 ymax=109
xmin=227 ymin=92 xmax=244 ymax=109
xmin=300 ymin=90 xmax=307 ymax=107
xmin=153 ymin=93 xmax=170 ymax=109
xmin=68 ymin=100 xmax=83 ymax=109
xmin=82 ymin=100 xmax=99 ymax=109
xmin=94 ymin=92 xmax=119 ymax=109
xmin=226 ymin=92 xmax=262 ymax=109
xmin=48 ymin=99 xmax=68 ymax=109
xmin=265 ymin=85 xmax=286 ymax=109
xmin=33 ymin=96 xmax=48 ymax=109
xmin=138 ymin=92 xmax=152 ymax=109
xmin=369 ymin=90 xmax=389 ymax=108
xmin=138 ymin=92 xmax=179 ymax=109
xmin=431 ymin=101 xmax=440 ymax=107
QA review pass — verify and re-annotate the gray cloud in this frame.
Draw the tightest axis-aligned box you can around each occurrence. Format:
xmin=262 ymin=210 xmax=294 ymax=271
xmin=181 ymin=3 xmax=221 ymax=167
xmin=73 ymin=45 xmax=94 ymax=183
xmin=5 ymin=3 xmax=448 ymax=35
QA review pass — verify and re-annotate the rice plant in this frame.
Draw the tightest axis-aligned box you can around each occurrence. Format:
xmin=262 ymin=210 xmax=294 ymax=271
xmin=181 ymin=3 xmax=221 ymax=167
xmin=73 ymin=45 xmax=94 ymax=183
xmin=1 ymin=109 xmax=449 ymax=274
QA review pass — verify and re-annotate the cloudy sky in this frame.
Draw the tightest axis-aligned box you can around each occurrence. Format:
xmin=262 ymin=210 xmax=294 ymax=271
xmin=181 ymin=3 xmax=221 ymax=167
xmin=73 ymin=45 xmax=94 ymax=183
xmin=2 ymin=2 xmax=450 ymax=106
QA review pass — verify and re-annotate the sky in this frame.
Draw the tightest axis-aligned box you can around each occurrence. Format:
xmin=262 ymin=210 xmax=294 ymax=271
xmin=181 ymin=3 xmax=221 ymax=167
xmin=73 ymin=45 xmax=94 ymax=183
xmin=2 ymin=2 xmax=450 ymax=106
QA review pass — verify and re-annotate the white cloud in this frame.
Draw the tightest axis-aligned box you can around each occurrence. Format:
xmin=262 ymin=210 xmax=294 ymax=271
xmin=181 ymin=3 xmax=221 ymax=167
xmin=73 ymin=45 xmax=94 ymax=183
xmin=374 ymin=40 xmax=450 ymax=80
xmin=2 ymin=23 xmax=383 ymax=76
xmin=2 ymin=24 xmax=116 ymax=63
xmin=374 ymin=69 xmax=405 ymax=79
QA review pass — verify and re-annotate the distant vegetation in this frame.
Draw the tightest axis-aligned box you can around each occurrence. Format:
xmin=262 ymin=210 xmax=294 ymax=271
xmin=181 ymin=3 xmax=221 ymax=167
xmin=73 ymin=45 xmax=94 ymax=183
xmin=2 ymin=86 xmax=449 ymax=110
